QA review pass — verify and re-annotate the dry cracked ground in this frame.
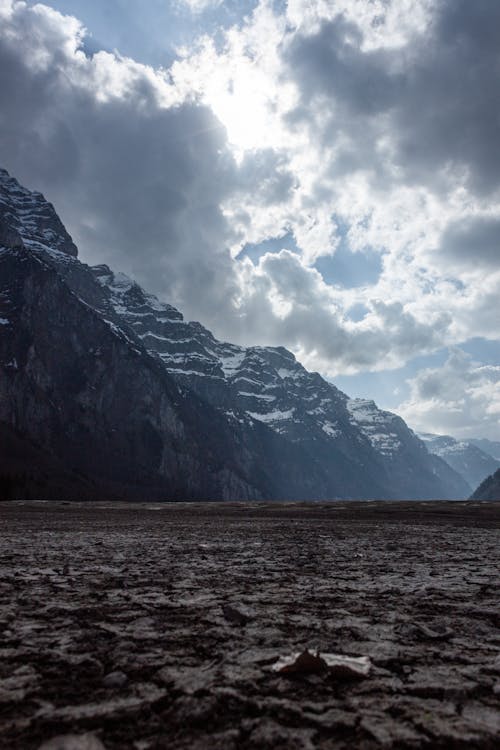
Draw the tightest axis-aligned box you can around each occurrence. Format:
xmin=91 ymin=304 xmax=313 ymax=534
xmin=0 ymin=500 xmax=499 ymax=749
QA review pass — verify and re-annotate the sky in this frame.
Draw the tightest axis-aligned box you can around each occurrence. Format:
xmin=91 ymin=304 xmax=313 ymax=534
xmin=0 ymin=0 xmax=499 ymax=440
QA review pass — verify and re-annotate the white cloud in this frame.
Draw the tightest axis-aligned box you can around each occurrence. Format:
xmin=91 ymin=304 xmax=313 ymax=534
xmin=229 ymin=250 xmax=452 ymax=376
xmin=177 ymin=0 xmax=222 ymax=14
xmin=286 ymin=0 xmax=434 ymax=48
xmin=399 ymin=350 xmax=500 ymax=440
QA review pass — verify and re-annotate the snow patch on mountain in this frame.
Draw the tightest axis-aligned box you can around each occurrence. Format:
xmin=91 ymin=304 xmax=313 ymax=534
xmin=248 ymin=409 xmax=295 ymax=423
xmin=0 ymin=168 xmax=77 ymax=256
xmin=219 ymin=350 xmax=246 ymax=376
xmin=346 ymin=399 xmax=402 ymax=456
xmin=419 ymin=433 xmax=469 ymax=457
xmin=322 ymin=421 xmax=340 ymax=438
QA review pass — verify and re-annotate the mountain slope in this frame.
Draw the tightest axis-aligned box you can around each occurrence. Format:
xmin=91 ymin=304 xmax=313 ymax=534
xmin=0 ymin=422 xmax=96 ymax=501
xmin=470 ymin=469 xmax=500 ymax=501
xmin=0 ymin=168 xmax=469 ymax=500
xmin=89 ymin=263 xmax=468 ymax=499
xmin=0 ymin=243 xmax=264 ymax=500
xmin=418 ymin=433 xmax=500 ymax=491
xmin=468 ymin=438 xmax=500 ymax=462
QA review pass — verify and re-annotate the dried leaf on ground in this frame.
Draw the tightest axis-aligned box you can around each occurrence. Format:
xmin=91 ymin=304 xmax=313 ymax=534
xmin=272 ymin=650 xmax=372 ymax=679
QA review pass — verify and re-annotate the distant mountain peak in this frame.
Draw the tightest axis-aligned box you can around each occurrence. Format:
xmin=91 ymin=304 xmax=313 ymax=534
xmin=0 ymin=168 xmax=77 ymax=257
xmin=419 ymin=432 xmax=500 ymax=490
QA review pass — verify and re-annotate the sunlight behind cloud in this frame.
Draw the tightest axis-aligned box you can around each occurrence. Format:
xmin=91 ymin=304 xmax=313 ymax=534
xmin=208 ymin=66 xmax=273 ymax=155
xmin=171 ymin=1 xmax=297 ymax=159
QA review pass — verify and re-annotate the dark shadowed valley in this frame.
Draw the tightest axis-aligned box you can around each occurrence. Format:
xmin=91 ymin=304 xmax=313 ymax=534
xmin=1 ymin=500 xmax=499 ymax=749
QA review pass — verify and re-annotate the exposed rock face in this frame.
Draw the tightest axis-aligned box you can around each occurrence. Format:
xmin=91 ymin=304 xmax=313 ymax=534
xmin=0 ymin=168 xmax=77 ymax=256
xmin=471 ymin=469 xmax=500 ymax=501
xmin=0 ymin=247 xmax=269 ymax=500
xmin=0 ymin=168 xmax=470 ymax=500
xmin=419 ymin=433 xmax=500 ymax=491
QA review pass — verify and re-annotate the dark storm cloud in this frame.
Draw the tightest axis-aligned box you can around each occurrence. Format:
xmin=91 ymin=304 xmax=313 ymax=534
xmin=235 ymin=149 xmax=295 ymax=205
xmin=439 ymin=216 xmax=500 ymax=269
xmin=0 ymin=3 xmax=248 ymax=327
xmin=0 ymin=32 xmax=80 ymax=186
xmin=285 ymin=0 xmax=500 ymax=195
xmin=286 ymin=16 xmax=401 ymax=116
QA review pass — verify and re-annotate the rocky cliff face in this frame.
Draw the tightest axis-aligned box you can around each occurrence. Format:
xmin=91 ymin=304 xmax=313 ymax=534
xmin=0 ymin=168 xmax=470 ymax=500
xmin=0 ymin=246 xmax=271 ymax=500
xmin=0 ymin=168 xmax=77 ymax=256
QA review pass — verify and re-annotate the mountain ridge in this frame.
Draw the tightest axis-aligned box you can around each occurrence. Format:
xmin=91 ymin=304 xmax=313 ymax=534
xmin=470 ymin=469 xmax=500 ymax=501
xmin=418 ymin=432 xmax=500 ymax=492
xmin=0 ymin=167 xmax=470 ymax=500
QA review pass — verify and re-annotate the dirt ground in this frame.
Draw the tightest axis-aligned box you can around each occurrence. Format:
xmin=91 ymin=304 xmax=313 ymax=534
xmin=0 ymin=500 xmax=499 ymax=749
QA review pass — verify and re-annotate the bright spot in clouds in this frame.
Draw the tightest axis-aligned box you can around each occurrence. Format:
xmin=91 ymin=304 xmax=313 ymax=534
xmin=208 ymin=66 xmax=273 ymax=155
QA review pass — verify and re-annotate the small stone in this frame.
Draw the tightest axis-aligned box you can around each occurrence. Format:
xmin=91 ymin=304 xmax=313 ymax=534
xmin=222 ymin=604 xmax=249 ymax=626
xmin=102 ymin=671 xmax=128 ymax=688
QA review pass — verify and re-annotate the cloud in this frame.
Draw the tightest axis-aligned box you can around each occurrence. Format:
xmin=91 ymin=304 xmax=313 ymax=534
xmin=285 ymin=0 xmax=500 ymax=197
xmin=177 ymin=0 xmax=222 ymax=13
xmin=286 ymin=0 xmax=433 ymax=49
xmin=439 ymin=216 xmax=500 ymax=269
xmin=399 ymin=349 xmax=500 ymax=441
xmin=228 ymin=250 xmax=452 ymax=376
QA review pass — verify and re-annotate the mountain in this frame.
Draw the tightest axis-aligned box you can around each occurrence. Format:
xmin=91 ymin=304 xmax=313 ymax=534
xmin=468 ymin=438 xmax=500 ymax=462
xmin=0 ymin=167 xmax=469 ymax=500
xmin=418 ymin=433 xmax=500 ymax=492
xmin=470 ymin=469 xmax=500 ymax=501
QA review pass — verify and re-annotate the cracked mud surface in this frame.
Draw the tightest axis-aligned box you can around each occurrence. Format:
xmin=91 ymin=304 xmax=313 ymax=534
xmin=1 ymin=500 xmax=499 ymax=749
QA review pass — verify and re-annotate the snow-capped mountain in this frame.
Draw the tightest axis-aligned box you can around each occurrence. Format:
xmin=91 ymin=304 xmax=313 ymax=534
xmin=0 ymin=167 xmax=469 ymax=500
xmin=89 ymin=262 xmax=468 ymax=499
xmin=418 ymin=433 xmax=500 ymax=491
